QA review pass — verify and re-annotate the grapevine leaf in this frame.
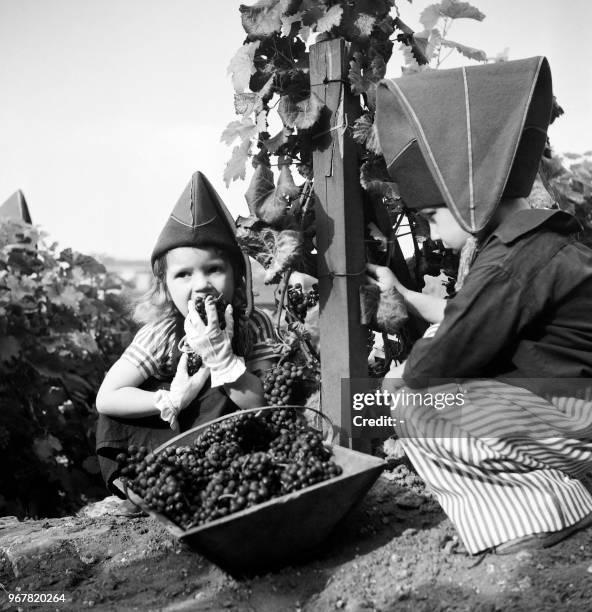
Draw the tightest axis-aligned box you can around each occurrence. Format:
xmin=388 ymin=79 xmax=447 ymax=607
xmin=277 ymin=161 xmax=301 ymax=203
xmin=419 ymin=4 xmax=442 ymax=30
xmin=281 ymin=11 xmax=303 ymax=36
xmin=236 ymin=215 xmax=275 ymax=269
xmin=370 ymin=56 xmax=387 ymax=80
xmin=352 ymin=114 xmax=382 ymax=154
xmin=0 ymin=335 xmax=20 ymax=363
xmin=301 ymin=2 xmax=325 ymax=27
xmin=314 ymin=4 xmax=343 ymax=33
xmin=264 ymin=229 xmax=304 ymax=284
xmin=234 ymin=93 xmax=258 ymax=116
xmin=298 ymin=24 xmax=311 ymax=42
xmin=220 ymin=118 xmax=258 ymax=146
xmin=245 ymin=163 xmax=276 ymax=218
xmin=72 ymin=252 xmax=106 ymax=275
xmin=400 ymin=42 xmax=427 ymax=74
xmin=352 ymin=114 xmax=373 ymax=145
xmin=233 ymin=75 xmax=275 ymax=118
xmin=33 ymin=434 xmax=63 ymax=462
xmin=52 ymin=284 xmax=84 ymax=309
xmin=348 ymin=54 xmax=371 ymax=95
xmin=227 ymin=41 xmax=261 ymax=93
xmin=415 ymin=28 xmax=442 ymax=62
xmin=354 ymin=13 xmax=376 ymax=38
xmin=223 ymin=139 xmax=251 ymax=187
xmin=266 ymin=127 xmax=293 ymax=154
xmin=245 ymin=162 xmax=300 ymax=226
xmin=67 ymin=331 xmax=99 ymax=354
xmin=439 ymin=0 xmax=485 ymax=21
xmin=349 ymin=52 xmax=386 ymax=94
xmin=360 ymin=157 xmax=400 ymax=201
xmin=366 ymin=122 xmax=381 ymax=155
xmin=239 ymin=0 xmax=283 ymax=39
xmin=278 ymin=92 xmax=324 ymax=129
xmin=440 ymin=39 xmax=487 ymax=62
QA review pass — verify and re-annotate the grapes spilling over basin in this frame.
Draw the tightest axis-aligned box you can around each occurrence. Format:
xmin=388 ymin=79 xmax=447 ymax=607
xmin=113 ymin=406 xmax=386 ymax=575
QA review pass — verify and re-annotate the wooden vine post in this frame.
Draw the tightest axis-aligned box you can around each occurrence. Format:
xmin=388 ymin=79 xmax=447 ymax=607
xmin=310 ymin=38 xmax=368 ymax=448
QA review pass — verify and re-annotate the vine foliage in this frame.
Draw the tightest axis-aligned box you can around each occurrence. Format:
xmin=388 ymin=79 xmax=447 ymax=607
xmin=223 ymin=0 xmax=488 ymax=375
xmin=0 ymin=219 xmax=137 ymax=517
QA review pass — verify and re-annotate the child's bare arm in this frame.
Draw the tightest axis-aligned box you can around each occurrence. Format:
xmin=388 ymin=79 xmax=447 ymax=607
xmin=95 ymin=359 xmax=161 ymax=417
xmin=96 ymin=356 xmax=210 ymax=419
xmin=222 ymin=358 xmax=273 ymax=410
xmin=366 ymin=262 xmax=446 ymax=324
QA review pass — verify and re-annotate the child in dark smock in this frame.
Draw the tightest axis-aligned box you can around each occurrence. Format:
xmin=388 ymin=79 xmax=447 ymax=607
xmin=368 ymin=57 xmax=592 ymax=554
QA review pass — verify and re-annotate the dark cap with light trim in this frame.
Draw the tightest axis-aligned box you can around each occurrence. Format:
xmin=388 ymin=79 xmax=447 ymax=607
xmin=375 ymin=57 xmax=553 ymax=234
xmin=151 ymin=171 xmax=244 ymax=273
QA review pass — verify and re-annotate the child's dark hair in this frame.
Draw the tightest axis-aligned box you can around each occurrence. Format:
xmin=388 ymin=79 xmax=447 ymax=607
xmin=134 ymin=248 xmax=253 ymax=358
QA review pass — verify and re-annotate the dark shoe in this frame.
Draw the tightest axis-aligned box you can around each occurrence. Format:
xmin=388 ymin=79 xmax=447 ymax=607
xmin=491 ymin=512 xmax=592 ymax=555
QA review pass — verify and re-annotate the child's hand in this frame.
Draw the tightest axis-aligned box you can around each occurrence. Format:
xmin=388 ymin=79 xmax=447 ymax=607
xmin=183 ymin=297 xmax=246 ymax=387
xmin=366 ymin=263 xmax=406 ymax=296
xmin=154 ymin=354 xmax=210 ymax=431
xmin=169 ymin=354 xmax=210 ymax=411
xmin=381 ymin=360 xmax=406 ymax=393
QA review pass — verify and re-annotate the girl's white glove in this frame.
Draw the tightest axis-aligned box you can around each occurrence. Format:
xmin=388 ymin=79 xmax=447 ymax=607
xmin=154 ymin=353 xmax=210 ymax=431
xmin=183 ymin=296 xmax=246 ymax=388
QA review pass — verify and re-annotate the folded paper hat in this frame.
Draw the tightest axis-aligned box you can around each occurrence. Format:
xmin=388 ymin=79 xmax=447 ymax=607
xmin=151 ymin=171 xmax=245 ymax=273
xmin=375 ymin=57 xmax=553 ymax=234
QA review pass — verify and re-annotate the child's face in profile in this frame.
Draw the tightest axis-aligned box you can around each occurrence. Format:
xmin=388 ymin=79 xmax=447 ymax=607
xmin=165 ymin=246 xmax=234 ymax=317
xmin=420 ymin=207 xmax=471 ymax=252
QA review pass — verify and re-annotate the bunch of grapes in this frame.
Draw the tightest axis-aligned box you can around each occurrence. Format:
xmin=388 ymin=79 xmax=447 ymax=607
xmin=193 ymin=295 xmax=228 ymax=330
xmin=186 ymin=352 xmax=203 ymax=376
xmin=117 ymin=409 xmax=342 ymax=529
xmin=286 ymin=283 xmax=319 ymax=322
xmin=306 ymin=283 xmax=319 ymax=307
xmin=262 ymin=361 xmax=307 ymax=406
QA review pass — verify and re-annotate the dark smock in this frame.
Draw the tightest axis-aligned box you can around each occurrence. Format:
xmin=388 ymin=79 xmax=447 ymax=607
xmin=403 ymin=209 xmax=592 ymax=397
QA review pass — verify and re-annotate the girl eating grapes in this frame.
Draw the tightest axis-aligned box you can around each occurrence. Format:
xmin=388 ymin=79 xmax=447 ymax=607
xmin=95 ymin=171 xmax=277 ymax=496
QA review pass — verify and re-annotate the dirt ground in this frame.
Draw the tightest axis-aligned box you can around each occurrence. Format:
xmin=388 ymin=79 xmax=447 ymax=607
xmin=2 ymin=468 xmax=592 ymax=612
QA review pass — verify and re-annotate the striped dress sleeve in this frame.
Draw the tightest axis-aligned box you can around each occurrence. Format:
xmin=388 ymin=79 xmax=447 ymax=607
xmin=121 ymin=317 xmax=178 ymax=380
xmin=246 ymin=308 xmax=279 ymax=368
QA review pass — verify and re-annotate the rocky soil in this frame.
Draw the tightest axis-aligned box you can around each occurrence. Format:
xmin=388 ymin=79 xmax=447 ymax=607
xmin=2 ymin=471 xmax=592 ymax=612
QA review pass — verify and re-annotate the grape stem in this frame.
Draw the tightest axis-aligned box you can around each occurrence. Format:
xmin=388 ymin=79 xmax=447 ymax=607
xmin=275 ymin=267 xmax=292 ymax=332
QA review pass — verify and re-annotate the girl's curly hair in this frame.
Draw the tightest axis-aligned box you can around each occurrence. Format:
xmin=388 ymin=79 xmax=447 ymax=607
xmin=134 ymin=248 xmax=253 ymax=358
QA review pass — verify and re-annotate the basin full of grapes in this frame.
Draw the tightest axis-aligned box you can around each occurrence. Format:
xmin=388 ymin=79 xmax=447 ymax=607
xmin=113 ymin=406 xmax=386 ymax=575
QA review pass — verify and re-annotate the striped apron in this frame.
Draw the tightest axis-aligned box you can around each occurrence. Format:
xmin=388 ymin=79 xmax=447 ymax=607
xmin=394 ymin=379 xmax=592 ymax=553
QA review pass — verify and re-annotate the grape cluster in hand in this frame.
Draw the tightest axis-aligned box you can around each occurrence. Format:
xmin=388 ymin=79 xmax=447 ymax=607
xmin=193 ymin=295 xmax=228 ymax=330
xmin=116 ymin=409 xmax=342 ymax=529
xmin=287 ymin=283 xmax=319 ymax=322
xmin=262 ymin=361 xmax=307 ymax=406
xmin=186 ymin=352 xmax=203 ymax=376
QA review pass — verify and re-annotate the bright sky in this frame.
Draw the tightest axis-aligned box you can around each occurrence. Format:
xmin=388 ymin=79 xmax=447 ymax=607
xmin=1 ymin=0 xmax=590 ymax=259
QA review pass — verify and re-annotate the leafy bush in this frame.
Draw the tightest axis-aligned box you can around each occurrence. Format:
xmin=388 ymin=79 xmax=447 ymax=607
xmin=0 ymin=219 xmax=137 ymax=518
